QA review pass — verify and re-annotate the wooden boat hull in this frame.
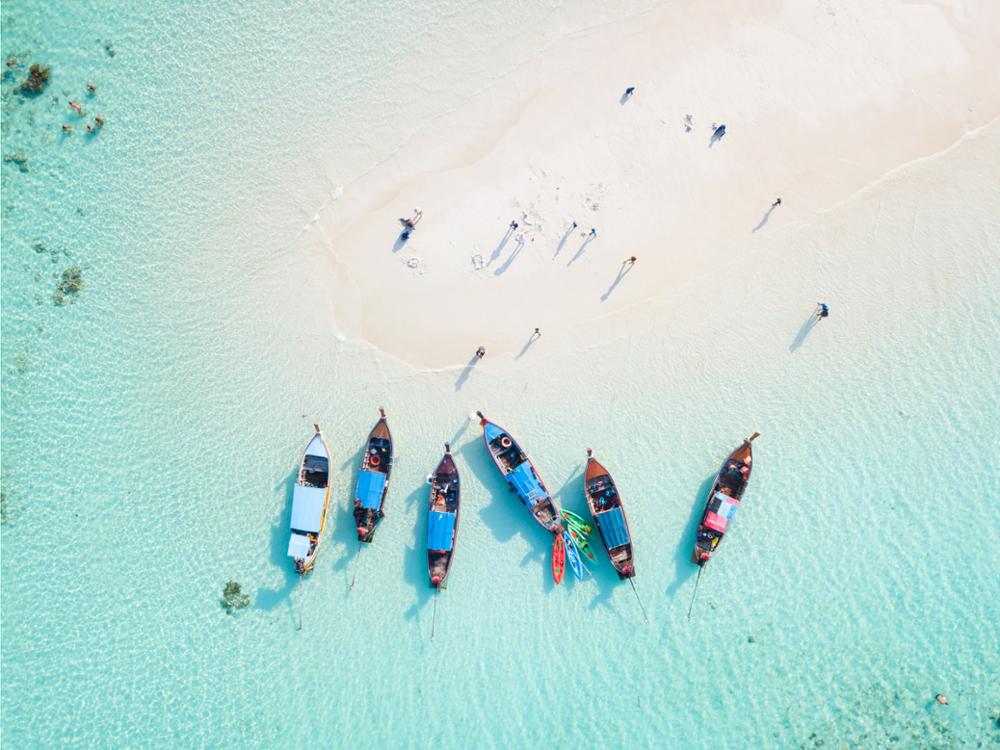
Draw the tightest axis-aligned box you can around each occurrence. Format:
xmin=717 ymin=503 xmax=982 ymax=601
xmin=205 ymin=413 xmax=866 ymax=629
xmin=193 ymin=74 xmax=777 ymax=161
xmin=583 ymin=451 xmax=636 ymax=580
xmin=354 ymin=408 xmax=393 ymax=543
xmin=477 ymin=412 xmax=562 ymax=534
xmin=692 ymin=433 xmax=759 ymax=566
xmin=288 ymin=426 xmax=332 ymax=575
xmin=427 ymin=445 xmax=460 ymax=589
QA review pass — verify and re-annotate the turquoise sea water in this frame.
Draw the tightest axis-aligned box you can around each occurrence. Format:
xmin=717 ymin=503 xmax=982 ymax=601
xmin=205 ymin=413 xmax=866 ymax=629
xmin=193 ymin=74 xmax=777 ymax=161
xmin=3 ymin=3 xmax=999 ymax=749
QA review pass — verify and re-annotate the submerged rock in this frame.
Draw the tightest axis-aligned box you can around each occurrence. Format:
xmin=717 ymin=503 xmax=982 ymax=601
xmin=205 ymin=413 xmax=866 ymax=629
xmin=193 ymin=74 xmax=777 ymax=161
xmin=221 ymin=581 xmax=251 ymax=614
xmin=19 ymin=64 xmax=50 ymax=96
xmin=3 ymin=152 xmax=29 ymax=172
xmin=53 ymin=265 xmax=84 ymax=305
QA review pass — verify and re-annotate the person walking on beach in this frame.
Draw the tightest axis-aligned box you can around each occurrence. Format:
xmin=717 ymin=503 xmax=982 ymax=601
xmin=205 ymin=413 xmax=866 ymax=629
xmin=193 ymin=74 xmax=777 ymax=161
xmin=624 ymin=85 xmax=635 ymax=99
xmin=531 ymin=327 xmax=541 ymax=340
xmin=710 ymin=123 xmax=726 ymax=146
xmin=589 ymin=228 xmax=597 ymax=238
xmin=510 ymin=220 xmax=518 ymax=231
xmin=625 ymin=256 xmax=637 ymax=266
xmin=399 ymin=207 xmax=423 ymax=240
xmin=570 ymin=220 xmax=577 ymax=230
xmin=815 ymin=302 xmax=829 ymax=321
xmin=401 ymin=207 xmax=423 ymax=229
xmin=475 ymin=346 xmax=486 ymax=359
xmin=772 ymin=197 xmax=782 ymax=208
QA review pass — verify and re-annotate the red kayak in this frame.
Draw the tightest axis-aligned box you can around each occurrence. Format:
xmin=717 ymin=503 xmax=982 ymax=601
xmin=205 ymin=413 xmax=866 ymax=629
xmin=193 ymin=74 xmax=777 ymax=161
xmin=551 ymin=536 xmax=566 ymax=584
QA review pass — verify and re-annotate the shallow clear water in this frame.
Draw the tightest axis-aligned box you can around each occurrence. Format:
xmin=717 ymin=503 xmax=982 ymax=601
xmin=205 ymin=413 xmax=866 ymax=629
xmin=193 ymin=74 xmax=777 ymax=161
xmin=3 ymin=2 xmax=999 ymax=749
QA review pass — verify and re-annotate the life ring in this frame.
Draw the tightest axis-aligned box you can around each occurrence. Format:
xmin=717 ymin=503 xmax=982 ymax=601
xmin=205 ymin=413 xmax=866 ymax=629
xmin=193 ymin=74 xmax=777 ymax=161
xmin=370 ymin=454 xmax=381 ymax=467
xmin=500 ymin=436 xmax=512 ymax=448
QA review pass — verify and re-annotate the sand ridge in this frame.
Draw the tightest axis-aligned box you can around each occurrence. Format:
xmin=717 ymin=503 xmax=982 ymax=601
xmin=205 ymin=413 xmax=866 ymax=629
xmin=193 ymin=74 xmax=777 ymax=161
xmin=307 ymin=0 xmax=1000 ymax=367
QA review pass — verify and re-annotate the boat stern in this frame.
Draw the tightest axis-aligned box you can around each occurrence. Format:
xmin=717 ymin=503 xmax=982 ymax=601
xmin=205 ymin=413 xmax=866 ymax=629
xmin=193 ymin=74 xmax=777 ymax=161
xmin=616 ymin=563 xmax=637 ymax=580
xmin=692 ymin=547 xmax=712 ymax=566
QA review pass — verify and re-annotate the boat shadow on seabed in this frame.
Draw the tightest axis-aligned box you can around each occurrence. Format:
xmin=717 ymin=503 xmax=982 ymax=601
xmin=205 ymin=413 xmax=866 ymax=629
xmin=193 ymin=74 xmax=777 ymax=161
xmin=665 ymin=472 xmax=716 ymax=598
xmin=329 ymin=443 xmax=367 ymax=579
xmin=403 ymin=482 xmax=435 ymax=622
xmin=255 ymin=470 xmax=300 ymax=617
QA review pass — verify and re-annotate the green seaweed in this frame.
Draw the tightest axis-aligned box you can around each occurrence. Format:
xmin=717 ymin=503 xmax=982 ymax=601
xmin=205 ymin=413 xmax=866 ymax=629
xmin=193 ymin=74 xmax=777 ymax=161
xmin=3 ymin=152 xmax=28 ymax=172
xmin=795 ymin=681 xmax=966 ymax=750
xmin=221 ymin=581 xmax=251 ymax=614
xmin=19 ymin=63 xmax=49 ymax=95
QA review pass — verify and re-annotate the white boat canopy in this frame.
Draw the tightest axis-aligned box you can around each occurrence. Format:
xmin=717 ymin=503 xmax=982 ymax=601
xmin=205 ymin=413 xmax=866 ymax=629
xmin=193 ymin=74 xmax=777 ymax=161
xmin=290 ymin=485 xmax=326 ymax=533
xmin=287 ymin=533 xmax=311 ymax=558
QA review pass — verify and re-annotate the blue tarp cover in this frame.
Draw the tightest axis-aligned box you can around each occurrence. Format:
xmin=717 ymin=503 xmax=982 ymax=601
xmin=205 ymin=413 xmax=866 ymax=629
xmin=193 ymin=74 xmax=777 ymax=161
xmin=426 ymin=511 xmax=456 ymax=551
xmin=508 ymin=461 xmax=546 ymax=504
xmin=356 ymin=470 xmax=386 ymax=510
xmin=596 ymin=507 xmax=630 ymax=548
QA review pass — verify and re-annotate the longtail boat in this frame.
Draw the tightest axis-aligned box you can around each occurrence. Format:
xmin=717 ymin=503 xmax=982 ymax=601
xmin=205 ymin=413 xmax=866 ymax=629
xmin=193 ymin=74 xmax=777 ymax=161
xmin=353 ymin=408 xmax=393 ymax=543
xmin=287 ymin=424 xmax=332 ymax=574
xmin=583 ymin=449 xmax=635 ymax=579
xmin=692 ymin=432 xmax=760 ymax=566
xmin=477 ymin=411 xmax=565 ymax=583
xmin=427 ymin=443 xmax=460 ymax=589
xmin=477 ymin=411 xmax=562 ymax=533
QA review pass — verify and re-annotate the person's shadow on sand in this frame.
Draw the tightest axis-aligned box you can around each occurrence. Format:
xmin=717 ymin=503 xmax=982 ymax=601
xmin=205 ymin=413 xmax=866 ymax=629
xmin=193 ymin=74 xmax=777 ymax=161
xmin=454 ymin=354 xmax=481 ymax=391
xmin=752 ymin=205 xmax=777 ymax=233
xmin=515 ymin=332 xmax=540 ymax=360
xmin=567 ymin=236 xmax=595 ymax=266
xmin=600 ymin=263 xmax=633 ymax=301
xmin=789 ymin=312 xmax=819 ymax=352
xmin=553 ymin=226 xmax=575 ymax=258
xmin=495 ymin=243 xmax=523 ymax=275
xmin=487 ymin=227 xmax=515 ymax=266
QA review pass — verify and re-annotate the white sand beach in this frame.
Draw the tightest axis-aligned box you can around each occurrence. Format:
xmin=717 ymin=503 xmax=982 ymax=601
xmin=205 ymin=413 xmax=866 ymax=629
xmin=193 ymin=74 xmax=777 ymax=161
xmin=291 ymin=0 xmax=999 ymax=368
